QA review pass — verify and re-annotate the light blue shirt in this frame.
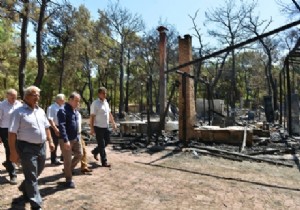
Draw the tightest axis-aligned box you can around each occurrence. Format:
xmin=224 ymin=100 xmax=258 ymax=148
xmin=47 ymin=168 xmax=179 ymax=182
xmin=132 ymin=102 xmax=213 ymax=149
xmin=9 ymin=103 xmax=50 ymax=144
xmin=0 ymin=100 xmax=22 ymax=128
xmin=47 ymin=102 xmax=62 ymax=125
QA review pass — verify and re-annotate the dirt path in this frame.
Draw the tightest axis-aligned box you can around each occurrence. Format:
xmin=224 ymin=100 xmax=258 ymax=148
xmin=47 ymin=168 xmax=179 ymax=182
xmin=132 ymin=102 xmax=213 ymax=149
xmin=1 ymin=143 xmax=300 ymax=210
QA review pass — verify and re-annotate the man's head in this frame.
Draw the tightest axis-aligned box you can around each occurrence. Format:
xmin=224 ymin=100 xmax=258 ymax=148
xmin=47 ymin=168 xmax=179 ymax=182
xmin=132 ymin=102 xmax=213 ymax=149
xmin=6 ymin=89 xmax=18 ymax=104
xmin=55 ymin=93 xmax=65 ymax=106
xmin=97 ymin=87 xmax=107 ymax=101
xmin=24 ymin=86 xmax=41 ymax=108
xmin=68 ymin=92 xmax=81 ymax=110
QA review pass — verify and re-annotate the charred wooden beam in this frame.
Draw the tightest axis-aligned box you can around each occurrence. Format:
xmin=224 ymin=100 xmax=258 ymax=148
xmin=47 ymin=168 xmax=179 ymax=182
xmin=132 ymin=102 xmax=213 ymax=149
xmin=191 ymin=145 xmax=294 ymax=167
xmin=166 ymin=19 xmax=300 ymax=74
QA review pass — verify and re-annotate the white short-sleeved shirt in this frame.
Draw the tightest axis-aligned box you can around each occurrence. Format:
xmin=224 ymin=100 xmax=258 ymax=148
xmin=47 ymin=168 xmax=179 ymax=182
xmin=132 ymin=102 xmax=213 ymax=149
xmin=47 ymin=102 xmax=62 ymax=125
xmin=0 ymin=100 xmax=23 ymax=128
xmin=9 ymin=104 xmax=50 ymax=144
xmin=90 ymin=98 xmax=110 ymax=128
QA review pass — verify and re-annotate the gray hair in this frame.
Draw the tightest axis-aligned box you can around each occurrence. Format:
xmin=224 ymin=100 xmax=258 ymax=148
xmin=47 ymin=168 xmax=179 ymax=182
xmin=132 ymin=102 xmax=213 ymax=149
xmin=24 ymin=86 xmax=41 ymax=98
xmin=69 ymin=92 xmax=80 ymax=100
xmin=6 ymin=88 xmax=17 ymax=95
xmin=55 ymin=93 xmax=65 ymax=101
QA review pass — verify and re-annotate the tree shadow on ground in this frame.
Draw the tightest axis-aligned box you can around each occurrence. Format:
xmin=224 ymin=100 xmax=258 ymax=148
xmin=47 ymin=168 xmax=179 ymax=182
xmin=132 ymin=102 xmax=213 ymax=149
xmin=39 ymin=171 xmax=64 ymax=184
xmin=40 ymin=181 xmax=68 ymax=197
xmin=88 ymin=162 xmax=101 ymax=169
xmin=136 ymin=161 xmax=300 ymax=192
xmin=0 ymin=175 xmax=9 ymax=185
xmin=9 ymin=195 xmax=27 ymax=210
xmin=9 ymin=173 xmax=66 ymax=210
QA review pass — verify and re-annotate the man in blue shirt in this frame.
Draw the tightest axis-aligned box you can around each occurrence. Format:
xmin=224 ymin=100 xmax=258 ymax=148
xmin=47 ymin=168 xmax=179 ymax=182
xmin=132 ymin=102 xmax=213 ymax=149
xmin=58 ymin=92 xmax=83 ymax=188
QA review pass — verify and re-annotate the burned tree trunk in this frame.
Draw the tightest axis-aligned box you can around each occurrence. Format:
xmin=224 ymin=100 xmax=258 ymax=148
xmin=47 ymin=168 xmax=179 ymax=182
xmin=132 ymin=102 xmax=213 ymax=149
xmin=18 ymin=0 xmax=30 ymax=98
xmin=34 ymin=0 xmax=48 ymax=87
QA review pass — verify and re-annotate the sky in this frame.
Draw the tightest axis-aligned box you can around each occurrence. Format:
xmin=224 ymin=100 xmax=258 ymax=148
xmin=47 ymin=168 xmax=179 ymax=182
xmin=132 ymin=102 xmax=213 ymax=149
xmin=68 ymin=0 xmax=290 ymax=37
xmin=27 ymin=0 xmax=293 ymax=54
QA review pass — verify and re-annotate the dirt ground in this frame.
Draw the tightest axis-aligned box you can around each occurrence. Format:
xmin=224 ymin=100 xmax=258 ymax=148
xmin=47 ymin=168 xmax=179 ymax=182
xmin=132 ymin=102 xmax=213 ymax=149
xmin=1 ymin=142 xmax=300 ymax=210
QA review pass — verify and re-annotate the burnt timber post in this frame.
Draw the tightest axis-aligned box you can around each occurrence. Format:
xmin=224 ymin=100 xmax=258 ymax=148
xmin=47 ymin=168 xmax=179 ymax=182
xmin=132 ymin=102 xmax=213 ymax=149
xmin=178 ymin=35 xmax=196 ymax=141
xmin=157 ymin=26 xmax=168 ymax=131
xmin=286 ymin=59 xmax=292 ymax=134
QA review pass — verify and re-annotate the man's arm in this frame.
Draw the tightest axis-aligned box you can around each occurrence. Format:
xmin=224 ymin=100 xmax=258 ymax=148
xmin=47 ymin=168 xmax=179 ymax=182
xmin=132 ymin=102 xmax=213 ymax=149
xmin=8 ymin=132 xmax=18 ymax=163
xmin=46 ymin=128 xmax=55 ymax=152
xmin=57 ymin=109 xmax=68 ymax=142
xmin=47 ymin=106 xmax=60 ymax=136
xmin=57 ymin=109 xmax=71 ymax=150
xmin=49 ymin=119 xmax=60 ymax=136
xmin=109 ymin=112 xmax=117 ymax=130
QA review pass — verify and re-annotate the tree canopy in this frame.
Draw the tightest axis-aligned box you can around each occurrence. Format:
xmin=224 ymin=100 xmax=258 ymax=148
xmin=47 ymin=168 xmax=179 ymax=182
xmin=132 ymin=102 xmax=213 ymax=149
xmin=0 ymin=0 xmax=298 ymax=115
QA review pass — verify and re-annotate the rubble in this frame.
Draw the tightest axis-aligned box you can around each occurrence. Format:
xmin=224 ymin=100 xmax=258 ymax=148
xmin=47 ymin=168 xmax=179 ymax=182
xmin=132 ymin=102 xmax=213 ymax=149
xmin=79 ymin=101 xmax=300 ymax=169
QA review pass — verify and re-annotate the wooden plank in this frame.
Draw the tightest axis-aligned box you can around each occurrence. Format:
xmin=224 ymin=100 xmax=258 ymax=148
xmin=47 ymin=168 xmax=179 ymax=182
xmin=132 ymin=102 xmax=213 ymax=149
xmin=194 ymin=128 xmax=253 ymax=146
xmin=191 ymin=145 xmax=294 ymax=167
xmin=240 ymin=126 xmax=247 ymax=152
xmin=183 ymin=148 xmax=243 ymax=162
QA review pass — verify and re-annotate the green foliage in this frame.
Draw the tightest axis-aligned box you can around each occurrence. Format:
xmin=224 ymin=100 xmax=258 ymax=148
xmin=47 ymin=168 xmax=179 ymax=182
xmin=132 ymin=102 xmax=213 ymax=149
xmin=0 ymin=0 xmax=298 ymax=112
xmin=0 ymin=18 xmax=19 ymax=97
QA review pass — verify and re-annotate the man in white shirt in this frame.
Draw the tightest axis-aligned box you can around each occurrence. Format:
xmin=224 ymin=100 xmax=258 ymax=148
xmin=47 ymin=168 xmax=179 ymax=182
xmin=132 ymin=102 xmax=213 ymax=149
xmin=47 ymin=94 xmax=65 ymax=165
xmin=90 ymin=87 xmax=116 ymax=167
xmin=9 ymin=86 xmax=54 ymax=210
xmin=0 ymin=88 xmax=22 ymax=184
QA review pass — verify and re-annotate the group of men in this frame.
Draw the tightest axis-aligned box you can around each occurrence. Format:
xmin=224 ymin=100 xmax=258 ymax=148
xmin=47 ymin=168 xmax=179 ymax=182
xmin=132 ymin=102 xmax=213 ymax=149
xmin=0 ymin=86 xmax=116 ymax=210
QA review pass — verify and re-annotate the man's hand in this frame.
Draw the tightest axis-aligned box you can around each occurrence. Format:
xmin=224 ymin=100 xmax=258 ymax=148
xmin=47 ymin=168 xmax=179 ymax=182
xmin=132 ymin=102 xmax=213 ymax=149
xmin=8 ymin=132 xmax=18 ymax=163
xmin=90 ymin=127 xmax=95 ymax=136
xmin=64 ymin=141 xmax=71 ymax=151
xmin=10 ymin=151 xmax=19 ymax=163
xmin=112 ymin=122 xmax=117 ymax=131
xmin=54 ymin=128 xmax=60 ymax=137
xmin=48 ymin=141 xmax=55 ymax=152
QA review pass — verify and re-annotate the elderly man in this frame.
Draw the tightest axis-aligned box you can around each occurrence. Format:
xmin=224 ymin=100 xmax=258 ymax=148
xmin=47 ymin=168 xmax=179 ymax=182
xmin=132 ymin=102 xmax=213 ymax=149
xmin=47 ymin=93 xmax=65 ymax=165
xmin=58 ymin=92 xmax=83 ymax=188
xmin=0 ymin=89 xmax=22 ymax=184
xmin=9 ymin=86 xmax=54 ymax=210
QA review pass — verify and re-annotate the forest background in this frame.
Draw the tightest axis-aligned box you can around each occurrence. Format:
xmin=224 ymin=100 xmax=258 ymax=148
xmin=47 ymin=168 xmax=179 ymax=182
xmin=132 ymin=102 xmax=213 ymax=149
xmin=0 ymin=0 xmax=299 ymax=117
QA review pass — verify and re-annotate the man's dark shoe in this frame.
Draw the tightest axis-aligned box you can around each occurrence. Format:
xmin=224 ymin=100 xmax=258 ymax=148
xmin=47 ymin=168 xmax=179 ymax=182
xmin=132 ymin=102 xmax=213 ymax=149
xmin=31 ymin=206 xmax=42 ymax=210
xmin=18 ymin=183 xmax=29 ymax=202
xmin=2 ymin=161 xmax=8 ymax=169
xmin=91 ymin=151 xmax=99 ymax=161
xmin=81 ymin=168 xmax=93 ymax=175
xmin=81 ymin=168 xmax=93 ymax=173
xmin=65 ymin=181 xmax=75 ymax=188
xmin=102 ymin=162 xmax=111 ymax=167
xmin=51 ymin=160 xmax=62 ymax=166
xmin=10 ymin=176 xmax=18 ymax=185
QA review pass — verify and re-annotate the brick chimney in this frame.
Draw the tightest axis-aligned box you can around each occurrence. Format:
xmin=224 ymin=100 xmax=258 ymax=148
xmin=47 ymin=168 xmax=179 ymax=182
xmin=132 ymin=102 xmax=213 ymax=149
xmin=178 ymin=35 xmax=197 ymax=141
xmin=157 ymin=26 xmax=168 ymax=130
